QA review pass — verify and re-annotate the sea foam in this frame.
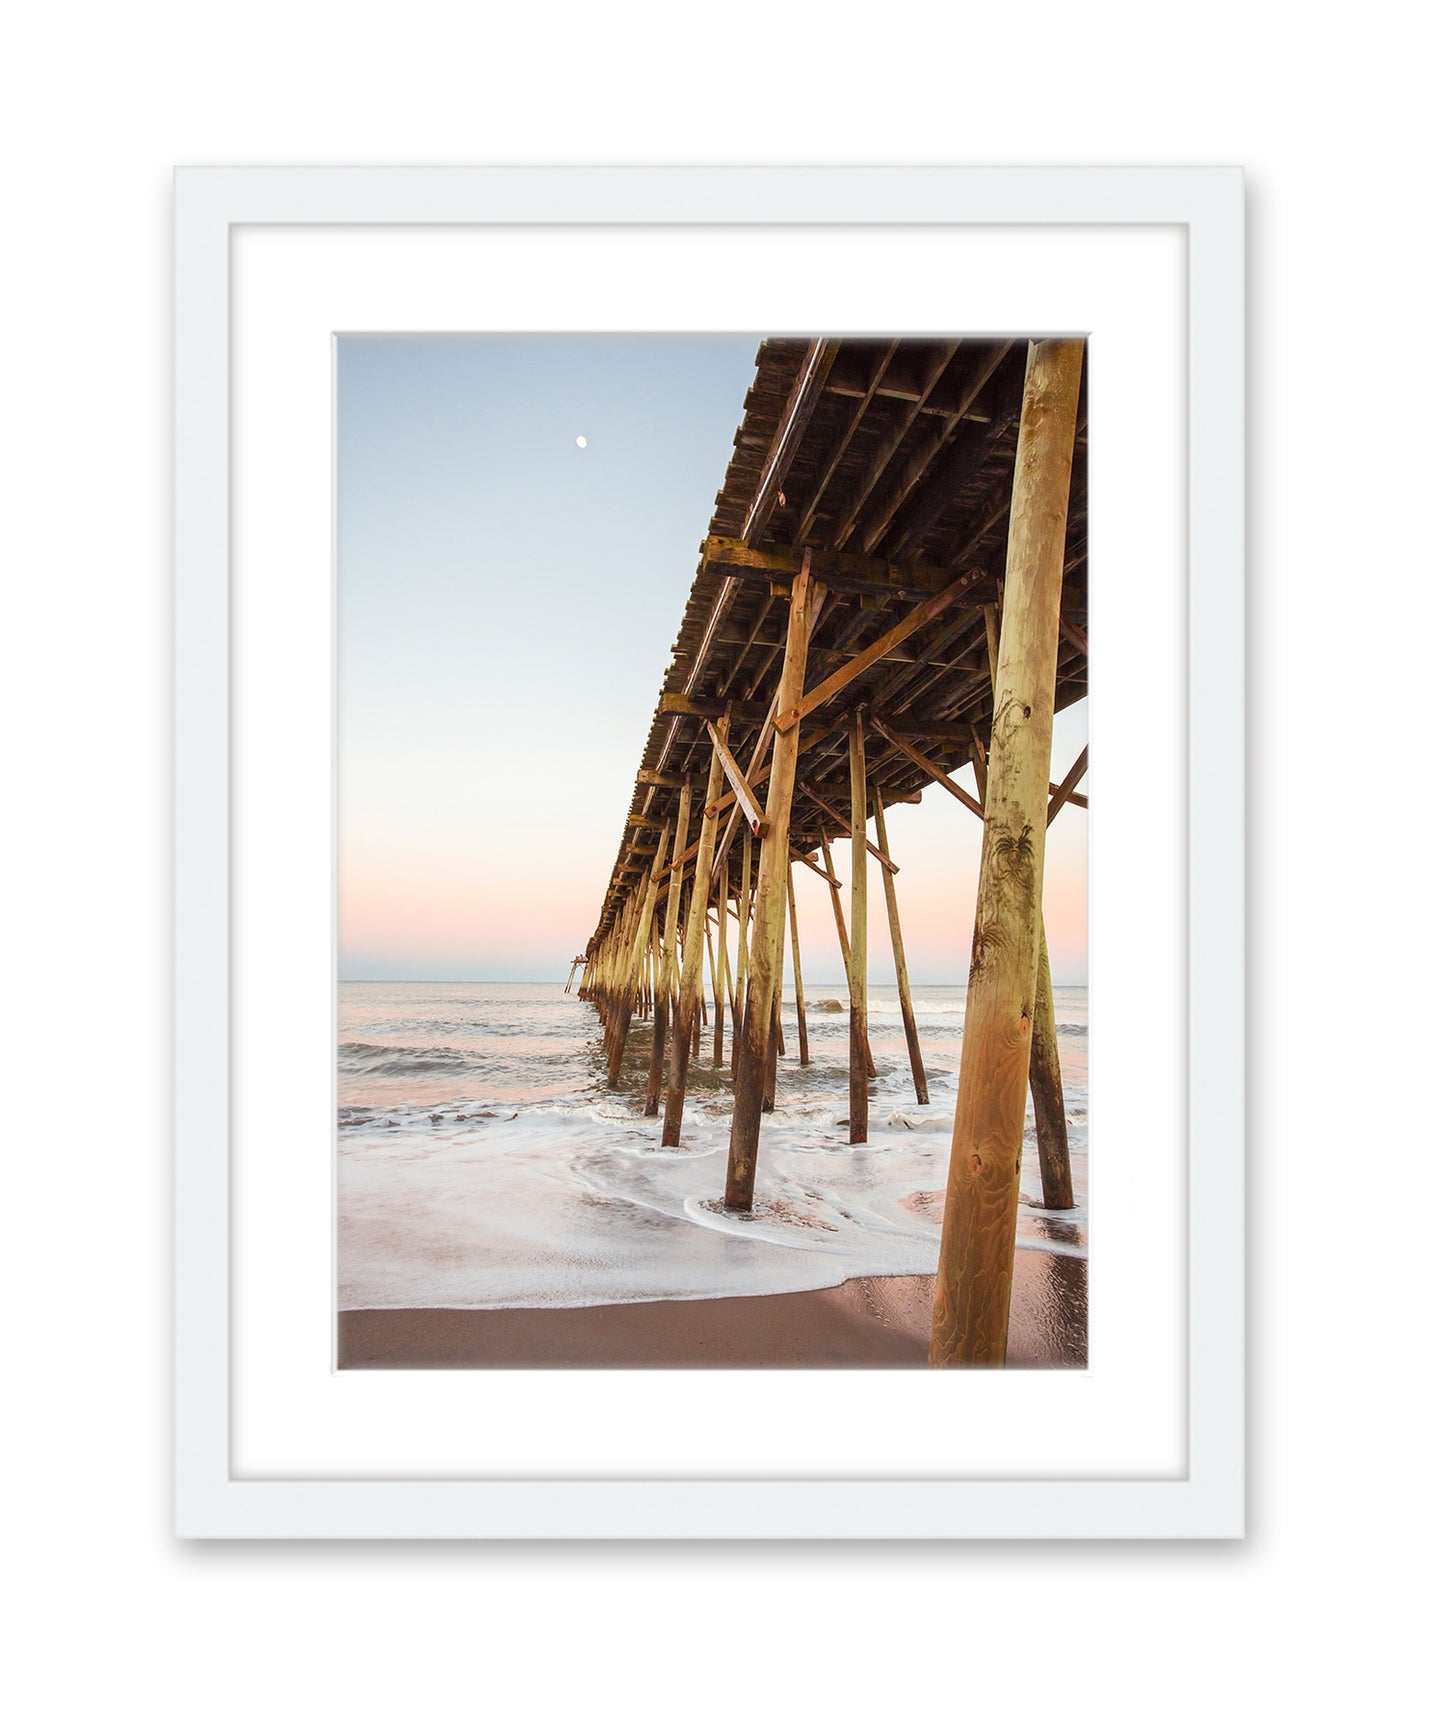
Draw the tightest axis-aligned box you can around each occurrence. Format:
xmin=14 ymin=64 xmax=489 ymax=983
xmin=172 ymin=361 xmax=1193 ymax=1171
xmin=337 ymin=980 xmax=1089 ymax=1311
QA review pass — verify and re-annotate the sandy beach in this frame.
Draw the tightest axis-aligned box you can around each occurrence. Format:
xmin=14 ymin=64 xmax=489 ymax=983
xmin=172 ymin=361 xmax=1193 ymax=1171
xmin=339 ymin=1247 xmax=1086 ymax=1370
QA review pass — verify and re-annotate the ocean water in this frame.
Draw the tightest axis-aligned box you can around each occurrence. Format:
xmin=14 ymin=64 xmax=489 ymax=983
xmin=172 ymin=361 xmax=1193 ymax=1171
xmin=337 ymin=980 xmax=1087 ymax=1310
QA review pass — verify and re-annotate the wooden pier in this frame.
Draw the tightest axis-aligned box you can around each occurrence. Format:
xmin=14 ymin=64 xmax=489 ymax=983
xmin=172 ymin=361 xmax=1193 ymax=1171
xmin=577 ymin=337 xmax=1087 ymax=1365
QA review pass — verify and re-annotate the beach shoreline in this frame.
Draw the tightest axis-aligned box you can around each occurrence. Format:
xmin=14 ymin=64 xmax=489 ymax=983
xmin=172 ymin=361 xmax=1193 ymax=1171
xmin=338 ymin=1249 xmax=1086 ymax=1370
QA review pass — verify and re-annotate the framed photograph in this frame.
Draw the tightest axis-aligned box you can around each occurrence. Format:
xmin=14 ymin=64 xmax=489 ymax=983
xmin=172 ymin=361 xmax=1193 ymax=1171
xmin=175 ymin=166 xmax=1243 ymax=1539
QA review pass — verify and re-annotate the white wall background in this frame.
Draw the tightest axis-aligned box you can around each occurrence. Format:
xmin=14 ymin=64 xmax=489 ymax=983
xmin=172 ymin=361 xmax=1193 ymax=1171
xmin=2 ymin=6 xmax=1436 ymax=1731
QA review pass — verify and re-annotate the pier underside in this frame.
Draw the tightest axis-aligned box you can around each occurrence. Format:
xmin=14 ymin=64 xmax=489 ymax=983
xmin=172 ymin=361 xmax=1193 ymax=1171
xmin=577 ymin=337 xmax=1088 ymax=1365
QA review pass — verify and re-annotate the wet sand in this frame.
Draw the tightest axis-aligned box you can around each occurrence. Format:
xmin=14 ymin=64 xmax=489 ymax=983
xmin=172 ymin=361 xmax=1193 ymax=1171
xmin=338 ymin=1248 xmax=1086 ymax=1370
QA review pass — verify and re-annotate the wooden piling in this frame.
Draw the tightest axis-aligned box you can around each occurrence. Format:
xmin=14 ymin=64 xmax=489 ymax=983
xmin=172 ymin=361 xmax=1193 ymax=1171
xmin=930 ymin=337 xmax=1084 ymax=1368
xmin=721 ymin=924 xmax=736 ymax=1050
xmin=1029 ymin=922 xmax=1074 ymax=1208
xmin=981 ymin=599 xmax=1000 ymax=691
xmin=983 ymin=559 xmax=1077 ymax=1210
xmin=762 ymin=974 xmax=782 ymax=1112
xmin=645 ymin=935 xmax=668 ymax=1116
xmin=847 ymin=711 xmax=869 ymax=1144
xmin=970 ymin=726 xmax=989 ymax=806
xmin=819 ymin=832 xmax=852 ymax=979
xmin=820 ymin=831 xmax=876 ymax=1079
xmin=607 ymin=821 xmax=672 ymax=1087
xmin=725 ymin=557 xmax=816 ymax=1211
xmin=646 ymin=782 xmax=691 ymax=1116
xmin=731 ymin=829 xmax=752 ymax=1076
xmin=786 ymin=862 xmax=810 ymax=1065
xmin=600 ymin=895 xmax=628 ymax=1074
xmin=713 ymin=856 xmax=729 ymax=1066
xmin=664 ymin=731 xmax=727 ymax=1145
xmin=599 ymin=894 xmax=633 ymax=1068
xmin=873 ymin=793 xmax=928 ymax=1105
xmin=706 ymin=920 xmax=725 ymax=1068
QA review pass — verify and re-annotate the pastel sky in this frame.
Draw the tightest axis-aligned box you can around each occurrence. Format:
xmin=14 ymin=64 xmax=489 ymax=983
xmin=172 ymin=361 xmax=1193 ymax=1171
xmin=337 ymin=336 xmax=1087 ymax=985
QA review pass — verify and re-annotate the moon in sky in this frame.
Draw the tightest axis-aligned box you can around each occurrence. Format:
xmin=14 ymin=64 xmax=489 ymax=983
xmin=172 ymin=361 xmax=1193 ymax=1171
xmin=575 ymin=435 xmax=588 ymax=448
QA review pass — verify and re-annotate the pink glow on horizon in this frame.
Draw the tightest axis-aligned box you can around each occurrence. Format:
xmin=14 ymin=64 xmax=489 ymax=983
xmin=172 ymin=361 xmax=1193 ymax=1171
xmin=340 ymin=776 xmax=1088 ymax=984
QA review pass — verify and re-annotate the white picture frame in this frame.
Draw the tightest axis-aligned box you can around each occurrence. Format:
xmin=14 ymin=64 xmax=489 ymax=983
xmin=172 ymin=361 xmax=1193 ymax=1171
xmin=175 ymin=166 xmax=1244 ymax=1540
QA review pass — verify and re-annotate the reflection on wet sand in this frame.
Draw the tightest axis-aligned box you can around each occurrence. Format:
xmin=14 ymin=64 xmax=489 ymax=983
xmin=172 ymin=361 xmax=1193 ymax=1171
xmin=1007 ymin=1246 xmax=1088 ymax=1367
xmin=341 ymin=1256 xmax=1086 ymax=1371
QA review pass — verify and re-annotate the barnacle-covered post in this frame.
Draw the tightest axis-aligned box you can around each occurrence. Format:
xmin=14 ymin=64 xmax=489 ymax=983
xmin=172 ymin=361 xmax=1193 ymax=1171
xmin=930 ymin=338 xmax=1084 ymax=1367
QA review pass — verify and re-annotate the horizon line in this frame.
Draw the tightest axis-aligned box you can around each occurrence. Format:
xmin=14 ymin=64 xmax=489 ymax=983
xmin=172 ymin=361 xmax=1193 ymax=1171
xmin=337 ymin=976 xmax=1090 ymax=988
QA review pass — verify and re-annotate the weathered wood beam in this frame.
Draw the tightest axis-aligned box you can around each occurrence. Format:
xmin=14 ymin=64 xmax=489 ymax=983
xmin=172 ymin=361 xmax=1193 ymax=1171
xmin=705 ymin=718 xmax=766 ymax=836
xmin=653 ymin=832 xmax=701 ymax=881
xmin=790 ymin=844 xmax=840 ymax=890
xmin=886 ymin=408 xmax=1021 ymax=561
xmin=863 ymin=608 xmax=989 ymax=722
xmin=872 ymin=719 xmax=985 ymax=820
xmin=703 ymin=719 xmax=835 ymax=873
xmin=855 ymin=341 xmax=1014 ymax=555
xmin=981 ymin=599 xmax=1000 ymax=689
xmin=833 ymin=344 xmax=960 ymax=548
xmin=1058 ymin=613 xmax=1089 ymax=659
xmin=826 ymin=350 xmax=999 ymax=417
xmin=796 ymin=778 xmax=923 ymax=808
xmin=658 ymin=693 xmax=769 ymax=723
xmin=800 ymin=781 xmax=899 ymax=873
xmin=702 ymin=535 xmax=955 ymax=603
xmin=930 ymin=337 xmax=1085 ymax=1369
xmin=711 ymin=588 xmax=776 ymax=707
xmin=742 ymin=340 xmax=840 ymax=544
xmin=793 ymin=341 xmax=898 ymax=543
xmin=711 ymin=633 xmax=967 ymax=673
xmin=1046 ymin=744 xmax=1089 ymax=826
xmin=777 ymin=570 xmax=989 ymax=733
xmin=970 ymin=722 xmax=989 ymax=804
